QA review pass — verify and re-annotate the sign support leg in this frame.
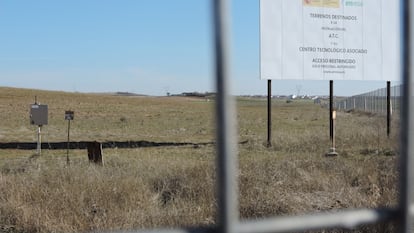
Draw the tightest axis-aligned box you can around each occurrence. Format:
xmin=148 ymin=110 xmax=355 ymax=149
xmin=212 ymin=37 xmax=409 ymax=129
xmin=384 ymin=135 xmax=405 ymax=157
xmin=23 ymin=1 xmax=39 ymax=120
xmin=387 ymin=81 xmax=391 ymax=137
xmin=267 ymin=80 xmax=272 ymax=147
xmin=67 ymin=120 xmax=71 ymax=165
xmin=330 ymin=80 xmax=333 ymax=142
xmin=326 ymin=80 xmax=338 ymax=156
xmin=37 ymin=126 xmax=42 ymax=156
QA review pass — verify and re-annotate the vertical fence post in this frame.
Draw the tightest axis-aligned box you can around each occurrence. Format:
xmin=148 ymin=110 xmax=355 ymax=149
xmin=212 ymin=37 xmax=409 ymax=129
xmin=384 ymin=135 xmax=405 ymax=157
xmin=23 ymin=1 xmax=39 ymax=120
xmin=383 ymin=88 xmax=386 ymax=114
xmin=364 ymin=96 xmax=367 ymax=111
xmin=394 ymin=86 xmax=396 ymax=114
xmin=370 ymin=92 xmax=375 ymax=112
xmin=353 ymin=98 xmax=356 ymax=110
xmin=213 ymin=1 xmax=238 ymax=233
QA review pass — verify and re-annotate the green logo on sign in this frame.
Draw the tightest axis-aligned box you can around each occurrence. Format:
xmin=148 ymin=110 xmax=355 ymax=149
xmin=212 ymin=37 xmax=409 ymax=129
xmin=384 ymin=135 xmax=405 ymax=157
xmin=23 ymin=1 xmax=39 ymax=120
xmin=344 ymin=0 xmax=363 ymax=7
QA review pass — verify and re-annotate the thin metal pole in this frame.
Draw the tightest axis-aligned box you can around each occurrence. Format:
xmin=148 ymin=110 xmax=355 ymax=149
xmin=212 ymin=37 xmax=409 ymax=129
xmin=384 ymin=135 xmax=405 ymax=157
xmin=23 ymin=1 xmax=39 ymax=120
xmin=399 ymin=0 xmax=412 ymax=231
xmin=213 ymin=2 xmax=238 ymax=233
xmin=332 ymin=114 xmax=336 ymax=150
xmin=267 ymin=80 xmax=272 ymax=147
xmin=67 ymin=120 xmax=70 ymax=165
xmin=37 ymin=126 xmax=41 ymax=155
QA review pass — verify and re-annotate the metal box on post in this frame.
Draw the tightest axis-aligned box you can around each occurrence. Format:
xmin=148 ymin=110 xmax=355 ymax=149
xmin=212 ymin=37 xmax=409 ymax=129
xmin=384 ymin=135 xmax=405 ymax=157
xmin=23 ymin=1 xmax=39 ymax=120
xmin=30 ymin=104 xmax=48 ymax=125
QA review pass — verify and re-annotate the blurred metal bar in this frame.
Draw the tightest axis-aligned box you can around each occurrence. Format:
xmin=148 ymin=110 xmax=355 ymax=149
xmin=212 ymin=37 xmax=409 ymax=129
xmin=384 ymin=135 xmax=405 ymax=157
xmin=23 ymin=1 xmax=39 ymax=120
xmin=399 ymin=0 xmax=413 ymax=231
xmin=100 ymin=227 xmax=217 ymax=233
xmin=212 ymin=2 xmax=239 ymax=233
xmin=100 ymin=204 xmax=414 ymax=233
xmin=237 ymin=208 xmax=397 ymax=233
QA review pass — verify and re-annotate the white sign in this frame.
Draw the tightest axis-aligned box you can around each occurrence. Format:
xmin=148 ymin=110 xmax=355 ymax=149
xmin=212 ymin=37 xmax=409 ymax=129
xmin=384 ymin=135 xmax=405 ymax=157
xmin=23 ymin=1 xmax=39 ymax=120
xmin=260 ymin=0 xmax=400 ymax=81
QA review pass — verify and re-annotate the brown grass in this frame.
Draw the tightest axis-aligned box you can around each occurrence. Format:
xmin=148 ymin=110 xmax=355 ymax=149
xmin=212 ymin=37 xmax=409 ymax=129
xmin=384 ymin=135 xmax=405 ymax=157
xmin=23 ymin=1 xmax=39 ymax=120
xmin=0 ymin=87 xmax=399 ymax=232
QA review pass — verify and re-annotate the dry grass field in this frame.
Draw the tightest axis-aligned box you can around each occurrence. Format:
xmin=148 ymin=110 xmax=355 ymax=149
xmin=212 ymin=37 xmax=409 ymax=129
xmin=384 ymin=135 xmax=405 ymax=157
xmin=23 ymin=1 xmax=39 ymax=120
xmin=0 ymin=87 xmax=399 ymax=233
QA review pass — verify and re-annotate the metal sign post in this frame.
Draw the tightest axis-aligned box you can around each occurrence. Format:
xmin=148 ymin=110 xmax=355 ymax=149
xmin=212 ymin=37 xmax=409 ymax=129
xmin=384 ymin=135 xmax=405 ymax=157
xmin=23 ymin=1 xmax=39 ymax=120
xmin=326 ymin=81 xmax=338 ymax=156
xmin=386 ymin=81 xmax=391 ymax=137
xmin=330 ymin=80 xmax=334 ymax=143
xmin=326 ymin=110 xmax=338 ymax=156
xmin=30 ymin=98 xmax=48 ymax=156
xmin=267 ymin=80 xmax=272 ymax=147
xmin=37 ymin=126 xmax=42 ymax=155
xmin=65 ymin=111 xmax=74 ymax=165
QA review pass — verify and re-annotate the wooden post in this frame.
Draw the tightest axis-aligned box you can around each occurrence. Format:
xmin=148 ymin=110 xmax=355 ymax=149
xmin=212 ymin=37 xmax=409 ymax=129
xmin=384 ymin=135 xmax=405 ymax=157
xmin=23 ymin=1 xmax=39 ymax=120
xmin=87 ymin=141 xmax=103 ymax=165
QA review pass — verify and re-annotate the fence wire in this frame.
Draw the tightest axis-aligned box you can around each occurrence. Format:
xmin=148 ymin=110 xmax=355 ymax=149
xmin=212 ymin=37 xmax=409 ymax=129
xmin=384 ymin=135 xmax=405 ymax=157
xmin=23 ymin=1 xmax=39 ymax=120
xmin=335 ymin=85 xmax=402 ymax=114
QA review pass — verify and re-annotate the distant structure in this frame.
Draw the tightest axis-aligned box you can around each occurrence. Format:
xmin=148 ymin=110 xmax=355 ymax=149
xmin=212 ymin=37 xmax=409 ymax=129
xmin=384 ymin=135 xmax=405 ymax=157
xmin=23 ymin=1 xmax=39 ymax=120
xmin=172 ymin=92 xmax=216 ymax=98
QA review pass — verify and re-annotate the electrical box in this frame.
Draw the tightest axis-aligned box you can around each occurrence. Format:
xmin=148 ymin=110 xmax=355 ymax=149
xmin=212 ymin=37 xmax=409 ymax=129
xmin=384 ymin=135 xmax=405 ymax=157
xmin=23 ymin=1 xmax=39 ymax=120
xmin=65 ymin=111 xmax=74 ymax=120
xmin=30 ymin=104 xmax=48 ymax=125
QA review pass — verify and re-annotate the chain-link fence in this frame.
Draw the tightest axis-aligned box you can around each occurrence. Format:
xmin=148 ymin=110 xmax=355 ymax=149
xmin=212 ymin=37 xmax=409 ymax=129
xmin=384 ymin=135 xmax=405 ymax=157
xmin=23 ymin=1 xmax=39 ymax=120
xmin=335 ymin=85 xmax=402 ymax=114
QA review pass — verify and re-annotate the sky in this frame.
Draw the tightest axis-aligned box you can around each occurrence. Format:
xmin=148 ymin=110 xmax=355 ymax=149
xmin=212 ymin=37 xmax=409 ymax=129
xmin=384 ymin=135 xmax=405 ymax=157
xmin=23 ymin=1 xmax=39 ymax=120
xmin=0 ymin=0 xmax=401 ymax=97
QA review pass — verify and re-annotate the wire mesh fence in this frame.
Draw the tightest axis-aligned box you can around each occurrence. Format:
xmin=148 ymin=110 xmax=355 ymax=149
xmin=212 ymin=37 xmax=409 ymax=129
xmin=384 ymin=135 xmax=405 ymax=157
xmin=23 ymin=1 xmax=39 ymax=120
xmin=335 ymin=84 xmax=402 ymax=115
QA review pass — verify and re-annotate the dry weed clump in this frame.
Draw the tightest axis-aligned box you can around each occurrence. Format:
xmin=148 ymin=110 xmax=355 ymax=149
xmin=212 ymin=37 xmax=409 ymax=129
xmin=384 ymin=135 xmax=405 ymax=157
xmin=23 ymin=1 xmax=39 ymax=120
xmin=0 ymin=145 xmax=399 ymax=232
xmin=239 ymin=153 xmax=397 ymax=220
xmin=0 ymin=148 xmax=216 ymax=232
